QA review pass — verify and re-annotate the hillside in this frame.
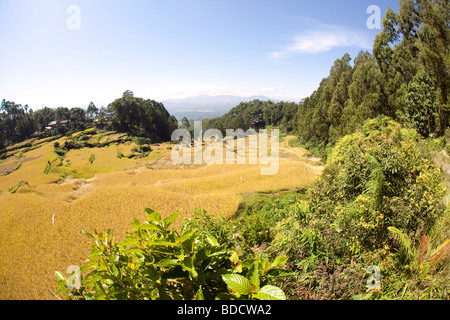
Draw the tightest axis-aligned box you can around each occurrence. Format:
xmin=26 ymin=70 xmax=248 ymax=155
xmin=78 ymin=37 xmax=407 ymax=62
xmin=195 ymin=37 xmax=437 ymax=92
xmin=163 ymin=95 xmax=287 ymax=120
xmin=0 ymin=0 xmax=448 ymax=302
xmin=0 ymin=128 xmax=322 ymax=299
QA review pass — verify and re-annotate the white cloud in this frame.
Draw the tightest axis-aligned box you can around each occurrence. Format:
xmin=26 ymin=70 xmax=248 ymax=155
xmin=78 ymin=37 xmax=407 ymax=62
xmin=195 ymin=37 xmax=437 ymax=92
xmin=270 ymin=24 xmax=372 ymax=62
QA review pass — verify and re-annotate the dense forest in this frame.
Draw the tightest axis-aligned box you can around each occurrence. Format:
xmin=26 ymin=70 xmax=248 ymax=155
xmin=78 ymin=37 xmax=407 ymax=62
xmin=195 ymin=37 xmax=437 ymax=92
xmin=202 ymin=0 xmax=449 ymax=159
xmin=296 ymin=0 xmax=448 ymax=157
xmin=202 ymin=100 xmax=299 ymax=133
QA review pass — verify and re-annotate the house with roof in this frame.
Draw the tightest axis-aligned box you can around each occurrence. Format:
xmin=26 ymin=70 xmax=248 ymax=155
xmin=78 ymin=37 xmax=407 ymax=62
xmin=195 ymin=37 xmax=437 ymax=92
xmin=46 ymin=120 xmax=71 ymax=130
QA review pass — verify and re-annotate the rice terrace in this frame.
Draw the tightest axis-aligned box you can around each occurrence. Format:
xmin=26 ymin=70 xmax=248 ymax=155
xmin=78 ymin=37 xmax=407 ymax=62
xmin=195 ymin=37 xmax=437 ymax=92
xmin=1 ymin=0 xmax=449 ymax=302
xmin=0 ymin=128 xmax=322 ymax=299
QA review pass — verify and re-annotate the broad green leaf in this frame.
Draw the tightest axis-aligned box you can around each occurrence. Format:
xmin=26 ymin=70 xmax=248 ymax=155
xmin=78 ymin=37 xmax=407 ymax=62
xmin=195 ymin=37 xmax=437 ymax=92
xmin=178 ymin=229 xmax=197 ymax=242
xmin=195 ymin=286 xmax=205 ymax=300
xmin=111 ymin=264 xmax=120 ymax=277
xmin=118 ymin=236 xmax=138 ymax=247
xmin=80 ymin=230 xmax=95 ymax=239
xmin=194 ymin=248 xmax=207 ymax=265
xmin=182 ymin=257 xmax=198 ymax=279
xmin=150 ymin=240 xmax=182 ymax=248
xmin=177 ymin=229 xmax=197 ymax=252
xmin=145 ymin=208 xmax=161 ymax=222
xmin=254 ymin=285 xmax=286 ymax=300
xmin=230 ymin=251 xmax=242 ymax=273
xmin=131 ymin=218 xmax=141 ymax=229
xmin=154 ymin=259 xmax=180 ymax=268
xmin=55 ymin=271 xmax=66 ymax=281
xmin=54 ymin=286 xmax=69 ymax=296
xmin=271 ymin=256 xmax=288 ymax=269
xmin=124 ymin=248 xmax=145 ymax=256
xmin=205 ymin=234 xmax=219 ymax=247
xmin=221 ymin=274 xmax=252 ymax=296
xmin=260 ymin=258 xmax=271 ymax=272
xmin=140 ymin=223 xmax=163 ymax=231
xmin=163 ymin=210 xmax=180 ymax=229
xmin=80 ymin=265 xmax=93 ymax=272
xmin=230 ymin=251 xmax=240 ymax=265
xmin=247 ymin=262 xmax=260 ymax=290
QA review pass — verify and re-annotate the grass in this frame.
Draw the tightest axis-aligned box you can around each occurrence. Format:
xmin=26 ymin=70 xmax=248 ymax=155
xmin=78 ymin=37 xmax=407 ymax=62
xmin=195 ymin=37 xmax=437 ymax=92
xmin=0 ymin=131 xmax=322 ymax=299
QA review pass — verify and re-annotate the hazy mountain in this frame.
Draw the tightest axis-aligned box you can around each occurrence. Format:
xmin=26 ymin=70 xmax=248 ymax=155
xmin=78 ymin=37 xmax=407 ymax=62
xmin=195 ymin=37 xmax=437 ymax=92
xmin=162 ymin=95 xmax=288 ymax=120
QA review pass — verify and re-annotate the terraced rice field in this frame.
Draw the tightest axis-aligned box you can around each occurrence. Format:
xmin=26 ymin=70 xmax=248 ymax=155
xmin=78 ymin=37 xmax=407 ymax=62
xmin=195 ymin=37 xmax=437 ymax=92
xmin=0 ymin=131 xmax=322 ymax=299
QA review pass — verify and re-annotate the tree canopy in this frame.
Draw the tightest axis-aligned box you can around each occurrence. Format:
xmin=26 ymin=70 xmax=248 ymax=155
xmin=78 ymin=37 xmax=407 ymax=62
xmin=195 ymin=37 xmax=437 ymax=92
xmin=110 ymin=91 xmax=177 ymax=142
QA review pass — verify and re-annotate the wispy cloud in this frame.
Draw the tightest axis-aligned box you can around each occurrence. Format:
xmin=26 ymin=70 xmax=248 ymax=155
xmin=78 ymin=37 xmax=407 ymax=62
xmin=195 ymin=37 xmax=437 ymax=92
xmin=269 ymin=24 xmax=372 ymax=62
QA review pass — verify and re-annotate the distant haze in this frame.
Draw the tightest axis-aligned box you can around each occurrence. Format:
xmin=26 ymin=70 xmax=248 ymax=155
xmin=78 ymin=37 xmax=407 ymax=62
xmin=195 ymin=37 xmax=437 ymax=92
xmin=163 ymin=95 xmax=294 ymax=120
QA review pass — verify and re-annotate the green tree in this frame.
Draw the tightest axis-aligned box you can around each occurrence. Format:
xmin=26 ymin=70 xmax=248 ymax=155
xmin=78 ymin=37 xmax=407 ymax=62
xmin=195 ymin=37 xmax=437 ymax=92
xmin=0 ymin=100 xmax=36 ymax=145
xmin=55 ymin=107 xmax=70 ymax=121
xmin=406 ymin=69 xmax=438 ymax=137
xmin=181 ymin=117 xmax=190 ymax=130
xmin=69 ymin=107 xmax=87 ymax=131
xmin=418 ymin=0 xmax=450 ymax=134
xmin=110 ymin=91 xmax=176 ymax=141
xmin=33 ymin=106 xmax=56 ymax=132
xmin=87 ymin=102 xmax=99 ymax=119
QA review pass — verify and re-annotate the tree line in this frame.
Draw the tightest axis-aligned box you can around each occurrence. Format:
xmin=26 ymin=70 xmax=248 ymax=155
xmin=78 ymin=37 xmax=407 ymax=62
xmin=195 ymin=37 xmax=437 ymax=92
xmin=202 ymin=0 xmax=448 ymax=158
xmin=202 ymin=100 xmax=298 ymax=134
xmin=0 ymin=99 xmax=107 ymax=148
xmin=296 ymin=0 xmax=448 ymax=157
xmin=0 ymin=90 xmax=177 ymax=149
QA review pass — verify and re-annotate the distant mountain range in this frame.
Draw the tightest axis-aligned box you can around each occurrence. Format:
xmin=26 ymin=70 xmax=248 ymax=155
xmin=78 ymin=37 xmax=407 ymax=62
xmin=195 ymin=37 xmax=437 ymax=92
xmin=162 ymin=95 xmax=291 ymax=121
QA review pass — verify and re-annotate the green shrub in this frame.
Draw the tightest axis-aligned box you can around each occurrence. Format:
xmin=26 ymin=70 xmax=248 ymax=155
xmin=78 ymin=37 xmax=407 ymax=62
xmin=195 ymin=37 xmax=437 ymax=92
xmin=54 ymin=147 xmax=68 ymax=157
xmin=9 ymin=180 xmax=29 ymax=194
xmin=311 ymin=117 xmax=446 ymax=254
xmin=181 ymin=207 xmax=234 ymax=247
xmin=54 ymin=208 xmax=289 ymax=300
xmin=44 ymin=161 xmax=52 ymax=174
xmin=236 ymin=212 xmax=272 ymax=250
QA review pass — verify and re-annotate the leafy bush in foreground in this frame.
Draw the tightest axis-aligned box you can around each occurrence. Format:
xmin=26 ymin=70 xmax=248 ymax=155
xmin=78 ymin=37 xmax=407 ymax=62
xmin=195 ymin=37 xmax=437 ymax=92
xmin=55 ymin=208 xmax=290 ymax=300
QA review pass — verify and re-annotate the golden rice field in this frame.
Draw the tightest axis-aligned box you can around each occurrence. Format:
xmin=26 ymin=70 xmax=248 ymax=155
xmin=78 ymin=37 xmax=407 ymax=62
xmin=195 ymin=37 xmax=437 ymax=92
xmin=0 ymin=130 xmax=322 ymax=300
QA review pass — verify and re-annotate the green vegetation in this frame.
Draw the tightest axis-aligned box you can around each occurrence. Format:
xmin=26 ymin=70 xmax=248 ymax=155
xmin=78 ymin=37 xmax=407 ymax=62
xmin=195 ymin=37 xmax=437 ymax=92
xmin=8 ymin=180 xmax=29 ymax=194
xmin=203 ymin=100 xmax=299 ymax=133
xmin=55 ymin=208 xmax=290 ymax=300
xmin=0 ymin=90 xmax=177 ymax=150
xmin=0 ymin=0 xmax=447 ymax=300
xmin=56 ymin=118 xmax=449 ymax=300
xmin=295 ymin=0 xmax=449 ymax=159
xmin=110 ymin=90 xmax=177 ymax=142
xmin=44 ymin=161 xmax=51 ymax=174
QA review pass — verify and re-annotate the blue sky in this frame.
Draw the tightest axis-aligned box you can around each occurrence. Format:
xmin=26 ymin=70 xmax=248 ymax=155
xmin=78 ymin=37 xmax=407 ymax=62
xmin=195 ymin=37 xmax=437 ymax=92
xmin=0 ymin=0 xmax=399 ymax=110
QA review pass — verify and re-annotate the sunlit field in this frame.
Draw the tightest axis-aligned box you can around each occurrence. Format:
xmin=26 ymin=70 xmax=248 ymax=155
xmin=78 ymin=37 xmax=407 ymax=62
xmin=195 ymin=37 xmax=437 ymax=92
xmin=0 ymin=131 xmax=322 ymax=299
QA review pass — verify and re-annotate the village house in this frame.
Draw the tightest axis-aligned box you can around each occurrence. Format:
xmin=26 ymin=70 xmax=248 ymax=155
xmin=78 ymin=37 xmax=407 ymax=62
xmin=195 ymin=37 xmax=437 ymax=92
xmin=45 ymin=120 xmax=71 ymax=130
